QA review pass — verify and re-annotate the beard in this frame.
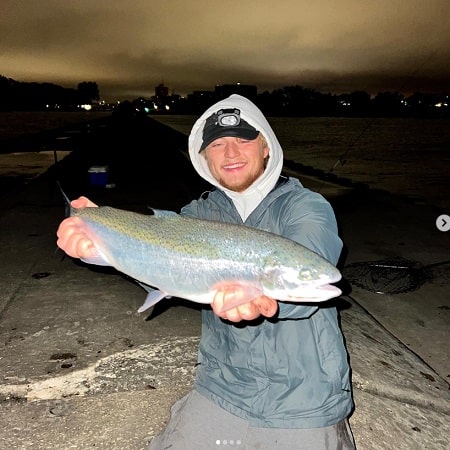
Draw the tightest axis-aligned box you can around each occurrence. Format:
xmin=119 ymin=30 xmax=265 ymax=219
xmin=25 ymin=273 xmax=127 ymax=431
xmin=218 ymin=167 xmax=265 ymax=193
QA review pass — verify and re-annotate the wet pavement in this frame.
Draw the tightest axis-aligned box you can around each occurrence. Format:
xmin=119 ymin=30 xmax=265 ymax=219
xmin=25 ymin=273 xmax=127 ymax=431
xmin=0 ymin=113 xmax=449 ymax=449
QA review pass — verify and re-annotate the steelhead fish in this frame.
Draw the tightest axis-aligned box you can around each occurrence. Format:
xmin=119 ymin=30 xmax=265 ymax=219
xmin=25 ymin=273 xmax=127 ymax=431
xmin=65 ymin=200 xmax=342 ymax=313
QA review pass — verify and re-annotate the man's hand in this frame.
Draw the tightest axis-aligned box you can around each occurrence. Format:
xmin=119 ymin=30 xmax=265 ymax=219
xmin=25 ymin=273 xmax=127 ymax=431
xmin=56 ymin=196 xmax=98 ymax=259
xmin=211 ymin=286 xmax=278 ymax=322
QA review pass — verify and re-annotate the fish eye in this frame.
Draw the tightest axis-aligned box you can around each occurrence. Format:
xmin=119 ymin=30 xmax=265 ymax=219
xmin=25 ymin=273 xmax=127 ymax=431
xmin=299 ymin=269 xmax=312 ymax=280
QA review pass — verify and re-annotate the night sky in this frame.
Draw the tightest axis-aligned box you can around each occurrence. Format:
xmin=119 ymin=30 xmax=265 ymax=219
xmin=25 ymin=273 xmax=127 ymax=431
xmin=2 ymin=0 xmax=449 ymax=102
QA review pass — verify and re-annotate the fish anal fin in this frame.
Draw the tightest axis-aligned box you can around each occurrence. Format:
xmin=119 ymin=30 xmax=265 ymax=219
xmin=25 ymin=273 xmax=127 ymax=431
xmin=137 ymin=289 xmax=169 ymax=313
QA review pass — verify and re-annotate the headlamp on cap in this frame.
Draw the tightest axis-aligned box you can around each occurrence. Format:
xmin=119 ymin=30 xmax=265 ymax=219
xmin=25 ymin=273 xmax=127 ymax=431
xmin=200 ymin=108 xmax=259 ymax=152
xmin=217 ymin=109 xmax=241 ymax=127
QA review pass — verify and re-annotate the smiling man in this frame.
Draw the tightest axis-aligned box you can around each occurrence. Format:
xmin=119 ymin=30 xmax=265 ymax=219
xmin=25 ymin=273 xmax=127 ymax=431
xmin=56 ymin=94 xmax=356 ymax=449
xmin=199 ymin=108 xmax=268 ymax=193
xmin=154 ymin=95 xmax=356 ymax=448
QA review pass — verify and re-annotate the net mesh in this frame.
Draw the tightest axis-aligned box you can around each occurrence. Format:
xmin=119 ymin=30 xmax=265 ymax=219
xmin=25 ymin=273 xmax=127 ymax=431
xmin=342 ymin=258 xmax=450 ymax=295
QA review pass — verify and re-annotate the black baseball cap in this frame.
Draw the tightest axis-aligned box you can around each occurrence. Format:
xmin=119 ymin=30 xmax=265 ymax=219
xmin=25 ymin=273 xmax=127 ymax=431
xmin=200 ymin=108 xmax=259 ymax=152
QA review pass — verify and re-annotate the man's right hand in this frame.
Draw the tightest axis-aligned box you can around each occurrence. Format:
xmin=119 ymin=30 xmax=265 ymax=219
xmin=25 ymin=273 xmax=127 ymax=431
xmin=56 ymin=196 xmax=98 ymax=259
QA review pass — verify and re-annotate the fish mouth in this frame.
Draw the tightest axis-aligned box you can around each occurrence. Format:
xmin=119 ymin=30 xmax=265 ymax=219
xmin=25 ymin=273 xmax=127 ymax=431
xmin=286 ymin=283 xmax=342 ymax=302
xmin=309 ymin=273 xmax=342 ymax=298
xmin=315 ymin=284 xmax=342 ymax=298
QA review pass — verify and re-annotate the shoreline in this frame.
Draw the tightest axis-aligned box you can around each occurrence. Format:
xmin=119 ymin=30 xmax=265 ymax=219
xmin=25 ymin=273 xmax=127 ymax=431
xmin=0 ymin=111 xmax=112 ymax=156
xmin=0 ymin=111 xmax=111 ymax=142
xmin=1 ymin=150 xmax=445 ymax=220
xmin=0 ymin=112 xmax=448 ymax=212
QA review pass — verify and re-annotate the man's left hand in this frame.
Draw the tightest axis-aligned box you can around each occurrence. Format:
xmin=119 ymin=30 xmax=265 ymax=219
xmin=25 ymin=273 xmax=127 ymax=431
xmin=211 ymin=287 xmax=278 ymax=322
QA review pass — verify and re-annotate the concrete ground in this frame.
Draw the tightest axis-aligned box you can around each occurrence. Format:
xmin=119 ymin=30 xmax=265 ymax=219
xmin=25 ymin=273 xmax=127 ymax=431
xmin=0 ymin=114 xmax=448 ymax=449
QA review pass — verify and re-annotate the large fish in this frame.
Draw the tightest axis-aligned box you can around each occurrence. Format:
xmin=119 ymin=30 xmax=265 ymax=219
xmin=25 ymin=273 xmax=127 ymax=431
xmin=64 ymin=200 xmax=342 ymax=313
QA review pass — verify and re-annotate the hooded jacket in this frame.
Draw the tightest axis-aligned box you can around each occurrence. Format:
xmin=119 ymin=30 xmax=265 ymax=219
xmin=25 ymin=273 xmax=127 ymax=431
xmin=181 ymin=94 xmax=353 ymax=428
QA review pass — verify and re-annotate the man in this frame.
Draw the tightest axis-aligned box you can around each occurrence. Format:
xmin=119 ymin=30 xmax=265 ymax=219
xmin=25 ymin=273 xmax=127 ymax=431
xmin=57 ymin=94 xmax=356 ymax=449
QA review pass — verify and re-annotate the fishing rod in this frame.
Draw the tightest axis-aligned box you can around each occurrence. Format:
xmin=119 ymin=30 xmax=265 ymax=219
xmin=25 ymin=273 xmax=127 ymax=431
xmin=316 ymin=49 xmax=439 ymax=194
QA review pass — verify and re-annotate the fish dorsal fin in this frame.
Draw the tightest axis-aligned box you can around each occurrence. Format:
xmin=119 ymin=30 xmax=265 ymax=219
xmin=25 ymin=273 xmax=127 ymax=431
xmin=149 ymin=208 xmax=179 ymax=218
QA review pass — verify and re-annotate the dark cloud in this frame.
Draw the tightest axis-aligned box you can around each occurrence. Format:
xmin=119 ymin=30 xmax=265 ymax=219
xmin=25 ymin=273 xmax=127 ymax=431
xmin=1 ymin=0 xmax=449 ymax=101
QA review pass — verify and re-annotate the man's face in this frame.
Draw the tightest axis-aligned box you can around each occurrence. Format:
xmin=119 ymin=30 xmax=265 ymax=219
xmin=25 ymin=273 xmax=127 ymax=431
xmin=202 ymin=135 xmax=269 ymax=192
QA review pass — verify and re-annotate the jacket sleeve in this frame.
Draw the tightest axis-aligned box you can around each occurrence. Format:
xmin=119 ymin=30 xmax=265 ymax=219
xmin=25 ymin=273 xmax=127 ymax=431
xmin=276 ymin=191 xmax=343 ymax=319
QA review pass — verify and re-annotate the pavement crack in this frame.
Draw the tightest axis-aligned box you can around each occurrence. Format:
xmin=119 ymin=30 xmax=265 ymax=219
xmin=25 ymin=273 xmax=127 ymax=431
xmin=0 ymin=336 xmax=199 ymax=402
xmin=353 ymin=377 xmax=450 ymax=415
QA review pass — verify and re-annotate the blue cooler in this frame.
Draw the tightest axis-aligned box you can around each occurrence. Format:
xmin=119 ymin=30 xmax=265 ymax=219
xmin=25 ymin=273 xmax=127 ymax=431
xmin=88 ymin=166 xmax=109 ymax=187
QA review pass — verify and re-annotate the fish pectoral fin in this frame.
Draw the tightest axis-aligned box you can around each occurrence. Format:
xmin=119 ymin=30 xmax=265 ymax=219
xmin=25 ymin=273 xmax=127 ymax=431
xmin=80 ymin=249 xmax=111 ymax=267
xmin=137 ymin=288 xmax=169 ymax=313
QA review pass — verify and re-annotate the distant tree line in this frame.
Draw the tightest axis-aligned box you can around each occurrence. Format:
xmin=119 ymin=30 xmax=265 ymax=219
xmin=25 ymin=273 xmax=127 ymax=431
xmin=1 ymin=75 xmax=448 ymax=118
xmin=0 ymin=75 xmax=99 ymax=111
xmin=134 ymin=85 xmax=449 ymax=118
xmin=155 ymin=86 xmax=449 ymax=118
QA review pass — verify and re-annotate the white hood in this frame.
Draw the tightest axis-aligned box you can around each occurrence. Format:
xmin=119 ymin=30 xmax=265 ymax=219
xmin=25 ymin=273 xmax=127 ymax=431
xmin=188 ymin=94 xmax=284 ymax=220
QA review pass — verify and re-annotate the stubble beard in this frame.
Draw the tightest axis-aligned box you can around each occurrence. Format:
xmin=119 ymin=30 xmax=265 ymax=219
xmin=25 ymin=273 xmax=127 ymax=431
xmin=219 ymin=167 xmax=265 ymax=193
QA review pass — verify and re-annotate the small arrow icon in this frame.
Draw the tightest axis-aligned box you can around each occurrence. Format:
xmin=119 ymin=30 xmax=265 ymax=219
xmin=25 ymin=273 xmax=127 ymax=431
xmin=436 ymin=214 xmax=450 ymax=232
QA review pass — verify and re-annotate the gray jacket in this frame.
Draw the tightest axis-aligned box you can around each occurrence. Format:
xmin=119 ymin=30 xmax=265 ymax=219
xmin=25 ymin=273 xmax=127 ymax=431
xmin=181 ymin=176 xmax=353 ymax=428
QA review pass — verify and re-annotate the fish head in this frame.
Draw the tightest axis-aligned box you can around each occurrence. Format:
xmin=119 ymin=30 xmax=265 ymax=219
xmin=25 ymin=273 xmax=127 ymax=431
xmin=261 ymin=263 xmax=342 ymax=302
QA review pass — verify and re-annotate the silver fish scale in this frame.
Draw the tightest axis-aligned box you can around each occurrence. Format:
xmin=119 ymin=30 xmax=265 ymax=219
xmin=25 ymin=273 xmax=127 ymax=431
xmin=71 ymin=206 xmax=339 ymax=302
xmin=75 ymin=207 xmax=277 ymax=261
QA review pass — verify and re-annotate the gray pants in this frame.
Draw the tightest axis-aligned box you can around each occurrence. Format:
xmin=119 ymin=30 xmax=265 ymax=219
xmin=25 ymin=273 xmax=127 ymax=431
xmin=149 ymin=390 xmax=356 ymax=450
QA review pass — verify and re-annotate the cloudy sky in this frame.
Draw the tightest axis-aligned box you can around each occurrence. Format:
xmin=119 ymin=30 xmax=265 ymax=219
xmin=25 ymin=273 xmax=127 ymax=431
xmin=2 ymin=0 xmax=449 ymax=101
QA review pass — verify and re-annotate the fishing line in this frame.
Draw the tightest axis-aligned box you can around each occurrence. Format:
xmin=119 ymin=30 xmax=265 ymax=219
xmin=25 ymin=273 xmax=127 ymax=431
xmin=316 ymin=49 xmax=440 ymax=194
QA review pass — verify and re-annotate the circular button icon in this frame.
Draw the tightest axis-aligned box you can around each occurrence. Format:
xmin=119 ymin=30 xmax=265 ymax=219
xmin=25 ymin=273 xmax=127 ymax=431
xmin=436 ymin=214 xmax=450 ymax=232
